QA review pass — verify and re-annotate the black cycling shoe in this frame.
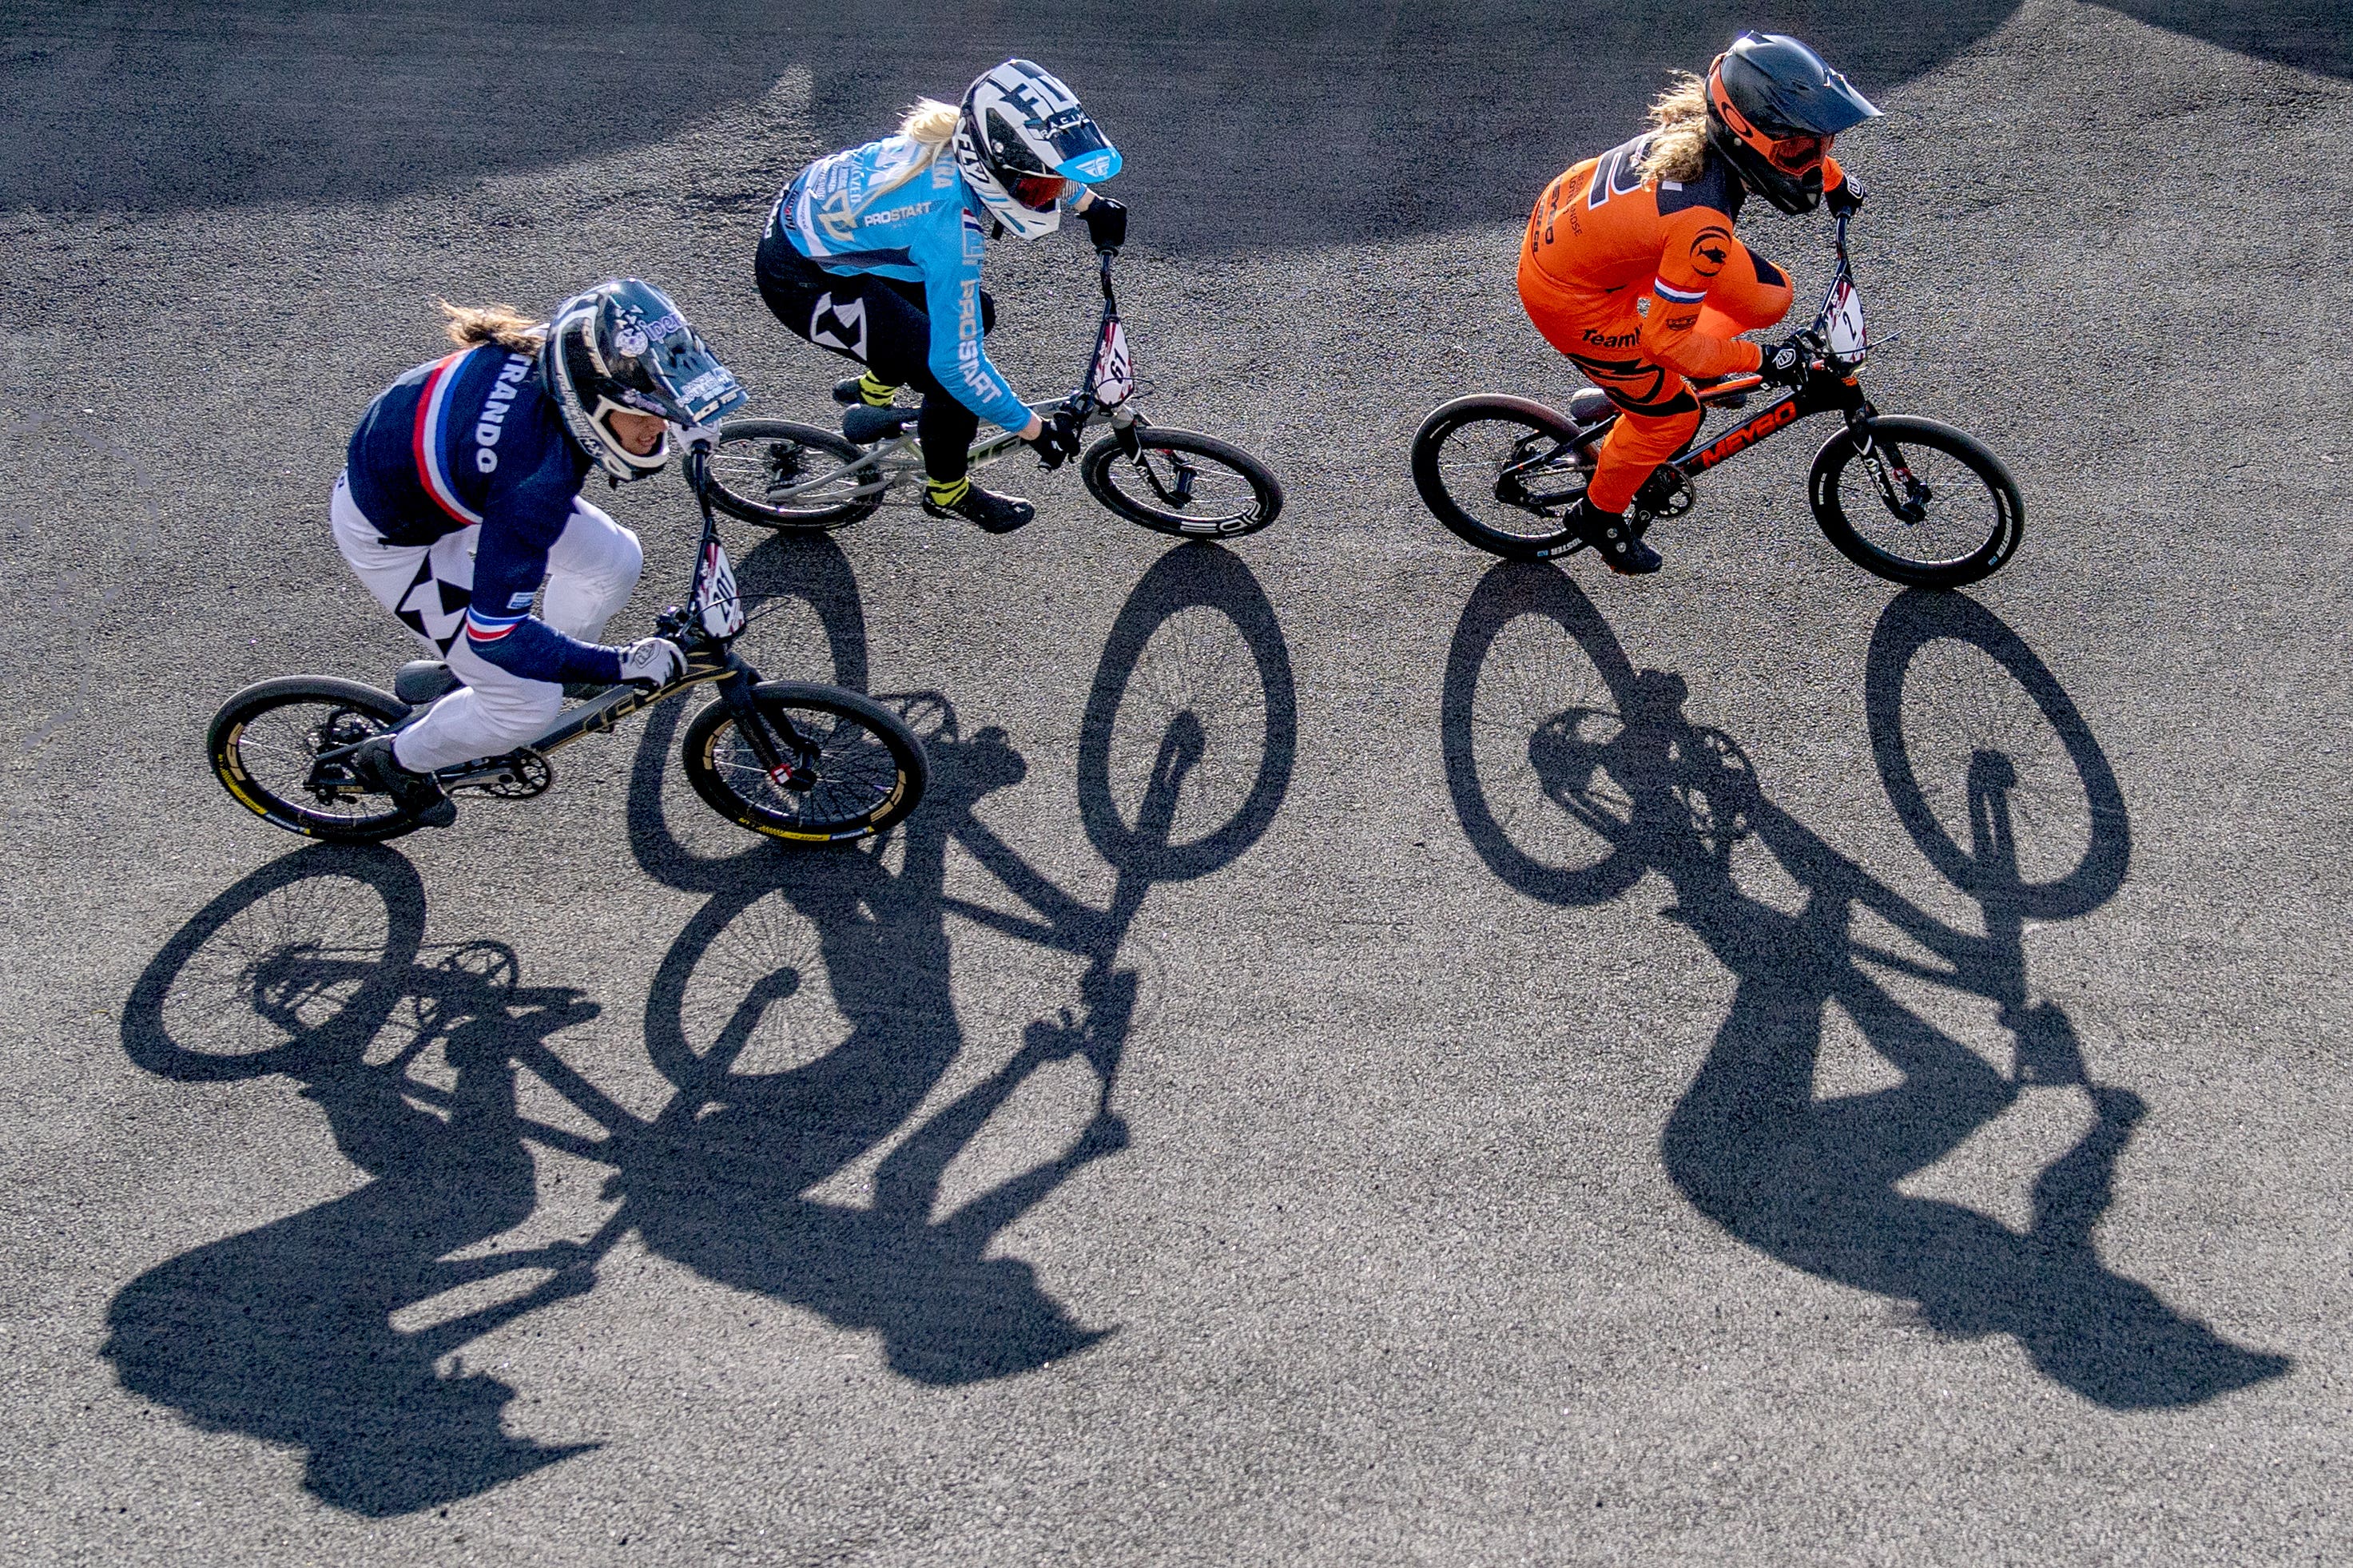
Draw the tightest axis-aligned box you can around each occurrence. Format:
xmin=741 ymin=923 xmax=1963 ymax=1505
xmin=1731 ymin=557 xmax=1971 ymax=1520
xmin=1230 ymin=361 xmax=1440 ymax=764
xmin=351 ymin=735 xmax=458 ymax=828
xmin=923 ymin=482 xmax=1035 ymax=534
xmin=1570 ymin=498 xmax=1662 ymax=575
xmin=833 ymin=373 xmax=900 ymax=409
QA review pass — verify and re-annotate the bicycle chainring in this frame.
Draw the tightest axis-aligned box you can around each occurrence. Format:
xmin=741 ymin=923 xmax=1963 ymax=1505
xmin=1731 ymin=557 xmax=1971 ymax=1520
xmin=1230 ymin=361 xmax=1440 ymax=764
xmin=462 ymin=748 xmax=554 ymax=799
xmin=1634 ymin=466 xmax=1696 ymax=520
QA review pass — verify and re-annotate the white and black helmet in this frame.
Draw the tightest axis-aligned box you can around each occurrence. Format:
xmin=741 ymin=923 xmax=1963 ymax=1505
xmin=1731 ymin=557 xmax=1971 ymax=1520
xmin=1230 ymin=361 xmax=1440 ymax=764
xmin=953 ymin=58 xmax=1122 ymax=242
xmin=541 ymin=279 xmax=748 ymax=482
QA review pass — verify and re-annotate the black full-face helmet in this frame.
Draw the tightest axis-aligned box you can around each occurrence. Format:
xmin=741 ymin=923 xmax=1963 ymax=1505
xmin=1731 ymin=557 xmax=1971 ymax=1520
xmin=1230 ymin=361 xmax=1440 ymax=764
xmin=1705 ymin=33 xmax=1881 ymax=215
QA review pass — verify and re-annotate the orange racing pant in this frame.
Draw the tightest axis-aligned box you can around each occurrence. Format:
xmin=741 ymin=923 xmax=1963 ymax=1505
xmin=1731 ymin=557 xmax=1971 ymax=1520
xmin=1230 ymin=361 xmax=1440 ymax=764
xmin=1518 ymin=256 xmax=1795 ymax=514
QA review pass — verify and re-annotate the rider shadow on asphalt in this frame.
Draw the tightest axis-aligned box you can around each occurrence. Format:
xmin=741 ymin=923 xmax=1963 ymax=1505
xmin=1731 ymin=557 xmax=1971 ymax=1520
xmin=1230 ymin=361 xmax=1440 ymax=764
xmin=1441 ymin=562 xmax=2287 ymax=1410
xmin=111 ymin=851 xmax=603 ymax=1516
xmin=108 ymin=538 xmax=1295 ymax=1510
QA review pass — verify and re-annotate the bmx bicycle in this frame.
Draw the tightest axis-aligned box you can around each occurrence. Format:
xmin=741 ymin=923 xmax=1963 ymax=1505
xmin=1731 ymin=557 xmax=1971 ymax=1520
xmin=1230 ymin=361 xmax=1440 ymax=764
xmin=1412 ymin=214 xmax=2024 ymax=588
xmin=206 ymin=445 xmax=929 ymax=846
xmin=696 ymin=248 xmax=1285 ymax=541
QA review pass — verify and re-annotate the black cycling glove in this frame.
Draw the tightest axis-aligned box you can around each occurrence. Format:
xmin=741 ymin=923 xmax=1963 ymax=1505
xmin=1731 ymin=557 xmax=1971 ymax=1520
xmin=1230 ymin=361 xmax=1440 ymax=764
xmin=1826 ymin=171 xmax=1866 ymax=218
xmin=1759 ymin=333 xmax=1818 ymax=387
xmin=1026 ymin=407 xmax=1082 ymax=470
xmin=1079 ymin=195 xmax=1128 ymax=252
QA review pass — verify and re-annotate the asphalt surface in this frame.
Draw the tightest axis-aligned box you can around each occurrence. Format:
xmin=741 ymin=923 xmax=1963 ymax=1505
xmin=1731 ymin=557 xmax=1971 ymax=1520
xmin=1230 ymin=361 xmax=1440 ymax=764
xmin=3 ymin=1 xmax=2351 ymax=1562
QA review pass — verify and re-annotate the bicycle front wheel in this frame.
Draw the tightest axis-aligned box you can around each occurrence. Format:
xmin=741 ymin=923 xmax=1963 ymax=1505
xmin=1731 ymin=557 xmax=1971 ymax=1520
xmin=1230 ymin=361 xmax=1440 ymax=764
xmin=700 ymin=419 xmax=883 ymax=530
xmin=1080 ymin=426 xmax=1283 ymax=538
xmin=680 ymin=682 xmax=928 ymax=843
xmin=209 ymin=677 xmax=419 ymax=842
xmin=1411 ymin=395 xmax=1592 ymax=561
xmin=1809 ymin=415 xmax=2024 ymax=589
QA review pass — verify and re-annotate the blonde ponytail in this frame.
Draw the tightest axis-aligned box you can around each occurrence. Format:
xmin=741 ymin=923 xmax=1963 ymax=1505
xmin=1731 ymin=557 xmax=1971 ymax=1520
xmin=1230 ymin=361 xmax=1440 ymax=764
xmin=438 ymin=300 xmax=546 ymax=354
xmin=899 ymin=97 xmax=960 ymax=147
xmin=1636 ymin=72 xmax=1711 ymax=185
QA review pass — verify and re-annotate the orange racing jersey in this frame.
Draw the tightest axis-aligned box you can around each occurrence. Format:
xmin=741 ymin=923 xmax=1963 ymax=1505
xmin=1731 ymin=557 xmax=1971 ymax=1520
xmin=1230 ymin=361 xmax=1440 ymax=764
xmin=1520 ymin=133 xmax=1846 ymax=380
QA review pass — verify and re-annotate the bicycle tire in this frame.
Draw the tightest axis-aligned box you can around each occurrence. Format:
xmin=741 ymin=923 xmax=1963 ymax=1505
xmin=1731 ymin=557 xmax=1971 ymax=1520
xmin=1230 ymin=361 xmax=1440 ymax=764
xmin=122 ymin=844 xmax=425 ymax=1082
xmin=209 ymin=676 xmax=419 ymax=843
xmin=1412 ymin=395 xmax=1592 ymax=561
xmin=1079 ymin=426 xmax=1283 ymax=538
xmin=680 ymin=681 xmax=928 ymax=843
xmin=1809 ymin=415 xmax=2024 ymax=589
xmin=699 ymin=418 xmax=882 ymax=530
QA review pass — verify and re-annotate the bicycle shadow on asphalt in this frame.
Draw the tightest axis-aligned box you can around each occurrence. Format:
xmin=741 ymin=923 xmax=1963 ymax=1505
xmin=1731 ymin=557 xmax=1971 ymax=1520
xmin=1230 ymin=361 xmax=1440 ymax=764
xmin=100 ymin=538 xmax=1298 ymax=1515
xmin=110 ymin=845 xmax=604 ymax=1515
xmin=609 ymin=536 xmax=1295 ymax=1383
xmin=1439 ymin=562 xmax=2288 ymax=1410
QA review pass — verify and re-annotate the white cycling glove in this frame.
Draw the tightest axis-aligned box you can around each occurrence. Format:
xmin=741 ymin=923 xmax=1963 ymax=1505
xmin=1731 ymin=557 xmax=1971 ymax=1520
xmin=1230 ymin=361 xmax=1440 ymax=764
xmin=618 ymin=637 xmax=686 ymax=689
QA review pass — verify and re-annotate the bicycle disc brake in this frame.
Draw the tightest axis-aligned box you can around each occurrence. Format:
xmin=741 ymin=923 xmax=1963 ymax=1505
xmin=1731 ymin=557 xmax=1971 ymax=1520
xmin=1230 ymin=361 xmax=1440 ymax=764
xmin=302 ymin=707 xmax=384 ymax=803
xmin=1496 ymin=432 xmax=1582 ymax=517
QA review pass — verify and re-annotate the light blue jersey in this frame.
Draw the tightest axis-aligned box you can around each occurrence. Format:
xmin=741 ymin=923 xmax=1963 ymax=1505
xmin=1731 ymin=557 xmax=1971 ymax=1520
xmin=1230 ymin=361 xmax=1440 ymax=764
xmin=769 ymin=136 xmax=1034 ymax=433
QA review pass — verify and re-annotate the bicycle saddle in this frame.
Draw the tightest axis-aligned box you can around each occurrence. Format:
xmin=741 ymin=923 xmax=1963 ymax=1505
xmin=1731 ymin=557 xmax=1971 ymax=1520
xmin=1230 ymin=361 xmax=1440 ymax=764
xmin=841 ymin=404 xmax=920 ymax=445
xmin=393 ymin=659 xmax=460 ymax=705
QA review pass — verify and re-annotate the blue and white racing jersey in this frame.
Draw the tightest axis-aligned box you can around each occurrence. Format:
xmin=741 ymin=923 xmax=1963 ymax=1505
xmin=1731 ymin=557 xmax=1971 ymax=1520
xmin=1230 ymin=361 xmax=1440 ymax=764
xmin=769 ymin=136 xmax=1036 ymax=434
xmin=345 ymin=346 xmax=619 ymax=686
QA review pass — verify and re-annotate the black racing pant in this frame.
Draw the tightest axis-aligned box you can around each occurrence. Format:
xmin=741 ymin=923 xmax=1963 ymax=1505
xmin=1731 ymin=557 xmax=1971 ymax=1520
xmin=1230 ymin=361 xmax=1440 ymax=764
xmin=756 ymin=230 xmax=999 ymax=483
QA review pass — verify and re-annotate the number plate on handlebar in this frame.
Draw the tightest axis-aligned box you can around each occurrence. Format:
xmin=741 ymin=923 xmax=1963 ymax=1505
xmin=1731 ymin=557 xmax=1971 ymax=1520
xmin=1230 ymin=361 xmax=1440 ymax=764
xmin=1825 ymin=275 xmax=1866 ymax=362
xmin=697 ymin=538 xmax=745 ymax=638
xmin=1091 ymin=316 xmax=1135 ymax=407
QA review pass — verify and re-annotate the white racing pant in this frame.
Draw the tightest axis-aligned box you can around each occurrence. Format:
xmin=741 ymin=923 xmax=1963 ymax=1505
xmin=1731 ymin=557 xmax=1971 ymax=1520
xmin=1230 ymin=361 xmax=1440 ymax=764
xmin=330 ymin=470 xmax=642 ymax=772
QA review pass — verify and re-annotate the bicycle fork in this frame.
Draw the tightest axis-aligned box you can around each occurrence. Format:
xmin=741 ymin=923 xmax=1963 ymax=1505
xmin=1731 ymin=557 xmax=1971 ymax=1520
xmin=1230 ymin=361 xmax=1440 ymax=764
xmin=714 ymin=669 xmax=818 ymax=794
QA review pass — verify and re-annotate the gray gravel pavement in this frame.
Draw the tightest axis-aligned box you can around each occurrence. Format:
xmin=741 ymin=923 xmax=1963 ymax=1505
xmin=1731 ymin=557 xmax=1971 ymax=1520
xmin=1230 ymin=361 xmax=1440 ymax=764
xmin=2 ymin=1 xmax=2349 ymax=1562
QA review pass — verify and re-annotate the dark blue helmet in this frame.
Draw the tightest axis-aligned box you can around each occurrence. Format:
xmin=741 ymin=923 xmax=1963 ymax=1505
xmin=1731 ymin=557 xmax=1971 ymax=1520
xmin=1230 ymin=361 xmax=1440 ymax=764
xmin=541 ymin=279 xmax=747 ymax=481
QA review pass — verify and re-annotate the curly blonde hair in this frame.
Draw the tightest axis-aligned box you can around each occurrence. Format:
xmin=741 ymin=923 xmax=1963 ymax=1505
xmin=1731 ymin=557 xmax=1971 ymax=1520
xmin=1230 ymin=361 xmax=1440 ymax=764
xmin=1637 ymin=72 xmax=1711 ymax=185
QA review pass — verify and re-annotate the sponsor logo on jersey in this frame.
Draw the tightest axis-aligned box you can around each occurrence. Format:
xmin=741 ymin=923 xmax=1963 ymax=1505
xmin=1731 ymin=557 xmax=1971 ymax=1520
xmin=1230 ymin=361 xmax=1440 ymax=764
xmin=863 ymin=200 xmax=933 ymax=226
xmin=1687 ymin=227 xmax=1733 ymax=277
xmin=1581 ymin=327 xmax=1639 ymax=348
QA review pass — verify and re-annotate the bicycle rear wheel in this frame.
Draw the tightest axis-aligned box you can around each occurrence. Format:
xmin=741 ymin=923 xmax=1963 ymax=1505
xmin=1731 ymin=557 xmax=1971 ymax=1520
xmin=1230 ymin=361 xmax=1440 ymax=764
xmin=680 ymin=681 xmax=928 ymax=843
xmin=1080 ymin=426 xmax=1282 ymax=538
xmin=1411 ymin=395 xmax=1595 ymax=560
xmin=209 ymin=677 xmax=419 ymax=842
xmin=1808 ymin=415 xmax=2023 ymax=588
xmin=700 ymin=419 xmax=882 ymax=530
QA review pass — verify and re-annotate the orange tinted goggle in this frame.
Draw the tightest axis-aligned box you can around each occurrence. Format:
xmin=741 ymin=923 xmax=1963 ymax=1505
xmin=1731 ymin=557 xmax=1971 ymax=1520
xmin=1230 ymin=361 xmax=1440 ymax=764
xmin=1010 ymin=173 xmax=1076 ymax=210
xmin=1766 ymin=132 xmax=1830 ymax=173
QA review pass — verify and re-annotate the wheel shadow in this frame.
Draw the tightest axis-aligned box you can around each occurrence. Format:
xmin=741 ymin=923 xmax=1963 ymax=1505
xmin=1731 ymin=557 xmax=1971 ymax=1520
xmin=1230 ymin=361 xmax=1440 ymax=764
xmin=1440 ymin=562 xmax=2287 ymax=1409
xmin=608 ymin=538 xmax=1295 ymax=1383
xmin=110 ymin=538 xmax=1295 ymax=1505
xmin=109 ymin=845 xmax=604 ymax=1514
